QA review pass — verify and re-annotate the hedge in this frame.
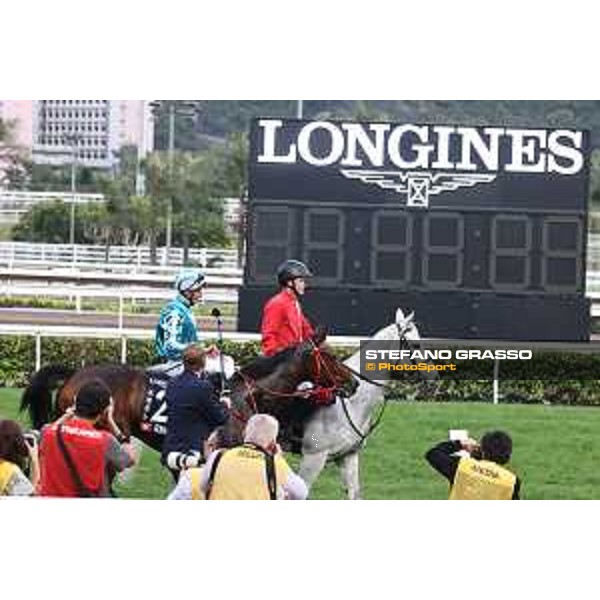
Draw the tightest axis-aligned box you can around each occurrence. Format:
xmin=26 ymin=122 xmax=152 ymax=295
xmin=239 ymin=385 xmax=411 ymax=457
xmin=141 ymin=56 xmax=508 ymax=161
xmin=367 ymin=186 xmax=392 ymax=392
xmin=0 ymin=336 xmax=266 ymax=387
xmin=2 ymin=336 xmax=600 ymax=407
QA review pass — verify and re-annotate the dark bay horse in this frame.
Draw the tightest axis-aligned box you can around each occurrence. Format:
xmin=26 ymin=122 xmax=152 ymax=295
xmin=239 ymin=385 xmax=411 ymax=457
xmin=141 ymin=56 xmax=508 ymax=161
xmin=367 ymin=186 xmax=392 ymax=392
xmin=20 ymin=363 xmax=157 ymax=447
xmin=225 ymin=338 xmax=359 ymax=449
xmin=20 ymin=336 xmax=358 ymax=453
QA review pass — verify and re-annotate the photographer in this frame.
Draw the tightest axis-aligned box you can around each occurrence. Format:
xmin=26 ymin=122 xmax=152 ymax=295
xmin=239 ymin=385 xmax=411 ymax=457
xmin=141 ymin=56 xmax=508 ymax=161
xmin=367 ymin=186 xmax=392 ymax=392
xmin=38 ymin=380 xmax=136 ymax=497
xmin=200 ymin=414 xmax=308 ymax=500
xmin=167 ymin=426 xmax=237 ymax=500
xmin=425 ymin=430 xmax=521 ymax=500
xmin=0 ymin=419 xmax=39 ymax=496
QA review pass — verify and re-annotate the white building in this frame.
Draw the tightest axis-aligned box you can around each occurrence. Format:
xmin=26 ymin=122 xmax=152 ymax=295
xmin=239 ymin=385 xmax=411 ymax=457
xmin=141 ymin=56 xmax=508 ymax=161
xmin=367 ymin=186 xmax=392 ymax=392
xmin=0 ymin=100 xmax=153 ymax=169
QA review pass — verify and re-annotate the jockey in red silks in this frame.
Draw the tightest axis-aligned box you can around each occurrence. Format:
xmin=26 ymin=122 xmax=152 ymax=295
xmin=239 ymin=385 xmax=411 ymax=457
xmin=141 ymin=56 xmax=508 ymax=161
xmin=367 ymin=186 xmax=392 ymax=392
xmin=261 ymin=259 xmax=315 ymax=357
xmin=260 ymin=259 xmax=334 ymax=406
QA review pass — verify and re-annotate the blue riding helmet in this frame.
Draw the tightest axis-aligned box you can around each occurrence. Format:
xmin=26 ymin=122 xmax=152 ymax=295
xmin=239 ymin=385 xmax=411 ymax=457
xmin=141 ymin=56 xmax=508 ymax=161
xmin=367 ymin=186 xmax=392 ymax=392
xmin=175 ymin=269 xmax=206 ymax=296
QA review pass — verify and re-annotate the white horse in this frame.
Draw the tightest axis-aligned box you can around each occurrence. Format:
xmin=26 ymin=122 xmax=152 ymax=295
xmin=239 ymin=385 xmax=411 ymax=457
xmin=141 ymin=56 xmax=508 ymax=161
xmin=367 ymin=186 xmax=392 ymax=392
xmin=298 ymin=307 xmax=426 ymax=500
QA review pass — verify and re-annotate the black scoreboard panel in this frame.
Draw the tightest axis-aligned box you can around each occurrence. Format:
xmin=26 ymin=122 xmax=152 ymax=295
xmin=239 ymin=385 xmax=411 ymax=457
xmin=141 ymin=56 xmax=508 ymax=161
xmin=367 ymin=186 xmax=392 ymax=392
xmin=240 ymin=203 xmax=589 ymax=340
xmin=239 ymin=119 xmax=591 ymax=340
xmin=246 ymin=204 xmax=585 ymax=293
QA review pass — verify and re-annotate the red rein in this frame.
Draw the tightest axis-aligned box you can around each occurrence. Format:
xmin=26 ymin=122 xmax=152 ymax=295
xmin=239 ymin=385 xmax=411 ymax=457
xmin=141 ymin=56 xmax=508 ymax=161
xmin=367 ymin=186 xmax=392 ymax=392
xmin=231 ymin=346 xmax=344 ymax=424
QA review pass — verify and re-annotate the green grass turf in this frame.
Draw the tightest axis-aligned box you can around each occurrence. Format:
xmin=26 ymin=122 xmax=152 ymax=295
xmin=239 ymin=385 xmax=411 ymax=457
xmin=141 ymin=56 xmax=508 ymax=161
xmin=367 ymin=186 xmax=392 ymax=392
xmin=3 ymin=387 xmax=600 ymax=499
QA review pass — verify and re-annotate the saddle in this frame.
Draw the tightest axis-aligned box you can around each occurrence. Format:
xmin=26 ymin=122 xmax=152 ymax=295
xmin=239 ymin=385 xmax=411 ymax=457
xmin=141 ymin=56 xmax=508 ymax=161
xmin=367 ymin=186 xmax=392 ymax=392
xmin=141 ymin=353 xmax=237 ymax=445
xmin=140 ymin=370 xmax=170 ymax=443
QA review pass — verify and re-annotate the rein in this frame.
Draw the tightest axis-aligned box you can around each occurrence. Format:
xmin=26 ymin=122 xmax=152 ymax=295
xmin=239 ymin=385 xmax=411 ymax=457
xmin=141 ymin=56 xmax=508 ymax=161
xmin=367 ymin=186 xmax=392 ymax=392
xmin=232 ymin=344 xmax=350 ymax=422
xmin=310 ymin=343 xmax=356 ymax=395
xmin=343 ymin=364 xmax=385 ymax=388
xmin=339 ymin=321 xmax=415 ymax=445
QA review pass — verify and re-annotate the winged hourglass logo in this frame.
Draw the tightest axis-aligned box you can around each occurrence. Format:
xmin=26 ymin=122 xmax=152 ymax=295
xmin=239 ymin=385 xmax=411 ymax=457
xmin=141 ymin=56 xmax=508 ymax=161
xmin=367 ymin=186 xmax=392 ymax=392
xmin=339 ymin=170 xmax=497 ymax=208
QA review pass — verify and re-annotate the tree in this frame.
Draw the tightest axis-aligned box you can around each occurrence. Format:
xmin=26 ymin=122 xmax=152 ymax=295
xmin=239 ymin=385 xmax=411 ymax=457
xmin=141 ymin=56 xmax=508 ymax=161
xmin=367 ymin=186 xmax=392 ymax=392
xmin=222 ymin=132 xmax=248 ymax=197
xmin=139 ymin=153 xmax=170 ymax=263
xmin=11 ymin=200 xmax=103 ymax=244
xmin=351 ymin=100 xmax=390 ymax=121
xmin=0 ymin=118 xmax=10 ymax=142
xmin=0 ymin=118 xmax=28 ymax=189
xmin=11 ymin=201 xmax=67 ymax=242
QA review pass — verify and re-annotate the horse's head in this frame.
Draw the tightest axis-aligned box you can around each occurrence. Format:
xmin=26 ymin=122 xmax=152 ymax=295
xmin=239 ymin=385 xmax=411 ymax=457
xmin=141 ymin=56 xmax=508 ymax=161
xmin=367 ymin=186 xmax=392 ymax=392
xmin=395 ymin=308 xmax=421 ymax=344
xmin=373 ymin=308 xmax=436 ymax=381
xmin=374 ymin=308 xmax=421 ymax=343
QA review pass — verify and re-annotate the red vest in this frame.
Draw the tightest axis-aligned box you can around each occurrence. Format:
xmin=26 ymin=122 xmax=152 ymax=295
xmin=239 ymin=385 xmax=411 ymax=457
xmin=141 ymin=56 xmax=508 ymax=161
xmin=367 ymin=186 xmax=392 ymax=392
xmin=39 ymin=418 xmax=111 ymax=497
xmin=260 ymin=289 xmax=315 ymax=356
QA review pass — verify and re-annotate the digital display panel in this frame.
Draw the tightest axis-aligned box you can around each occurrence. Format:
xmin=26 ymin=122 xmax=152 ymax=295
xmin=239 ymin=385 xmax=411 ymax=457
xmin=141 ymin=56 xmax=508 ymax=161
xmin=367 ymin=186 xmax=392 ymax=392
xmin=240 ymin=118 xmax=591 ymax=340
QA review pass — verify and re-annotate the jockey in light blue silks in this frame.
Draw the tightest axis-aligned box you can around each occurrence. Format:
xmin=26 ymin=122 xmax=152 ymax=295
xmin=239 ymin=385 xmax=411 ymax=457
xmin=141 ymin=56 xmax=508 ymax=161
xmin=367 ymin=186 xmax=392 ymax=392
xmin=153 ymin=268 xmax=206 ymax=375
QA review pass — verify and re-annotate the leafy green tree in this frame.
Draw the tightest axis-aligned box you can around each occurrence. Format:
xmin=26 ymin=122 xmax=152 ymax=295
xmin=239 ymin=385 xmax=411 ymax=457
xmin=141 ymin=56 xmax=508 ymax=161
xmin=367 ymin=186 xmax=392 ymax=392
xmin=351 ymin=100 xmax=390 ymax=121
xmin=139 ymin=152 xmax=171 ymax=262
xmin=0 ymin=117 xmax=10 ymax=142
xmin=12 ymin=200 xmax=87 ymax=243
xmin=223 ymin=132 xmax=248 ymax=197
xmin=11 ymin=199 xmax=130 ymax=246
xmin=0 ymin=118 xmax=29 ymax=189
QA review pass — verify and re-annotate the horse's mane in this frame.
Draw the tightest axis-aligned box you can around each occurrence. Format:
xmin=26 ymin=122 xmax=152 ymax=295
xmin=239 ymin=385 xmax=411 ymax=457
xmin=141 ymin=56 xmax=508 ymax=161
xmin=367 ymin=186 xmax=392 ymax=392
xmin=236 ymin=346 xmax=298 ymax=380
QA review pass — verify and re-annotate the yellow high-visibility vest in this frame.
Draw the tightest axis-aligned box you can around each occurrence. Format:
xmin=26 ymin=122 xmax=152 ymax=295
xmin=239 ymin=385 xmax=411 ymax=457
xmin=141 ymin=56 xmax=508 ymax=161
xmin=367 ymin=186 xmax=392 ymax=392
xmin=450 ymin=458 xmax=516 ymax=500
xmin=0 ymin=460 xmax=18 ymax=496
xmin=207 ymin=445 xmax=292 ymax=500
xmin=189 ymin=468 xmax=205 ymax=500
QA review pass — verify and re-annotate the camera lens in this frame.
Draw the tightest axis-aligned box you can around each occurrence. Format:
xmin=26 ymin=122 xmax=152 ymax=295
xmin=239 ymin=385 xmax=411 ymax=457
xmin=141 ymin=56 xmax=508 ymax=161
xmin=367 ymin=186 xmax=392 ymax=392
xmin=23 ymin=430 xmax=40 ymax=445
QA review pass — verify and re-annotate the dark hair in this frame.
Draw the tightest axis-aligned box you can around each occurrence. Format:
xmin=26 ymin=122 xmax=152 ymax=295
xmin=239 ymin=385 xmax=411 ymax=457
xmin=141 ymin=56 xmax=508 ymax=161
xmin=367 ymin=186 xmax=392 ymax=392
xmin=480 ymin=430 xmax=513 ymax=465
xmin=210 ymin=426 xmax=239 ymax=450
xmin=183 ymin=345 xmax=206 ymax=371
xmin=0 ymin=420 xmax=28 ymax=469
xmin=75 ymin=380 xmax=111 ymax=418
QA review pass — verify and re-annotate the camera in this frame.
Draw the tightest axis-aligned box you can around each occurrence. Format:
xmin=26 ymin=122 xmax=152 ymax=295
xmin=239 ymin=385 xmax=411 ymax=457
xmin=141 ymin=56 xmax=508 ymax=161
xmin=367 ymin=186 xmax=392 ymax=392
xmin=23 ymin=430 xmax=40 ymax=446
xmin=166 ymin=451 xmax=203 ymax=470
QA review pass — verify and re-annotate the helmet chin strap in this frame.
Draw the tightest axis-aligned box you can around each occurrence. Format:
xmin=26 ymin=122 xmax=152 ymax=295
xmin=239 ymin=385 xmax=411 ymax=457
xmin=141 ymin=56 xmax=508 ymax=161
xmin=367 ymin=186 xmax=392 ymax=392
xmin=181 ymin=290 xmax=198 ymax=306
xmin=285 ymin=279 xmax=301 ymax=298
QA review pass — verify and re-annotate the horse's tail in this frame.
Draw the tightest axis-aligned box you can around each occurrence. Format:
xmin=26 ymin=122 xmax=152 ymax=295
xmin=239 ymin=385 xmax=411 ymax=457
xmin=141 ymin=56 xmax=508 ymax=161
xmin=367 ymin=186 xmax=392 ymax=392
xmin=20 ymin=365 xmax=76 ymax=429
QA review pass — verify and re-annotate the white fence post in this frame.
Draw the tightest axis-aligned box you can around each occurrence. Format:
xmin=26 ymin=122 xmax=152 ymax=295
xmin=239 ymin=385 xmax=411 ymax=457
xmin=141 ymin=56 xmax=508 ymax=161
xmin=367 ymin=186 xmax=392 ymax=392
xmin=493 ymin=359 xmax=500 ymax=405
xmin=121 ymin=336 xmax=127 ymax=364
xmin=118 ymin=293 xmax=124 ymax=330
xmin=35 ymin=332 xmax=42 ymax=371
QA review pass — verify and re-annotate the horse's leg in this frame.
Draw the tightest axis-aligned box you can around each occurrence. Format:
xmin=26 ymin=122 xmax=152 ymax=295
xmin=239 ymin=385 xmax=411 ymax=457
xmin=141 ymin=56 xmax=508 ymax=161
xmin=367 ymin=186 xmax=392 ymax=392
xmin=298 ymin=451 xmax=329 ymax=495
xmin=338 ymin=451 xmax=361 ymax=500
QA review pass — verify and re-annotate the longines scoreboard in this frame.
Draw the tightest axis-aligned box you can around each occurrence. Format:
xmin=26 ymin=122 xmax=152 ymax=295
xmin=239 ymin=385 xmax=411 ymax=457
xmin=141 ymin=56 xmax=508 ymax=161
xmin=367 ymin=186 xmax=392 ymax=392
xmin=238 ymin=118 xmax=591 ymax=340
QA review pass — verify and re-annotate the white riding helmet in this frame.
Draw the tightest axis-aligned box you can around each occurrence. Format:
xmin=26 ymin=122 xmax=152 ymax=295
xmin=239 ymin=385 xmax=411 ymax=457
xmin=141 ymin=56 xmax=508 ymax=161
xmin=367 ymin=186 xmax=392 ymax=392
xmin=175 ymin=268 xmax=206 ymax=295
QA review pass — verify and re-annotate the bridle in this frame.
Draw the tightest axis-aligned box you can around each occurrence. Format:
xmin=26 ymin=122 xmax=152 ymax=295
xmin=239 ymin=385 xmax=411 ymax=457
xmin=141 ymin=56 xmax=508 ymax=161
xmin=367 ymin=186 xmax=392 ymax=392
xmin=338 ymin=319 xmax=416 ymax=446
xmin=307 ymin=341 xmax=357 ymax=397
xmin=230 ymin=340 xmax=356 ymax=423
